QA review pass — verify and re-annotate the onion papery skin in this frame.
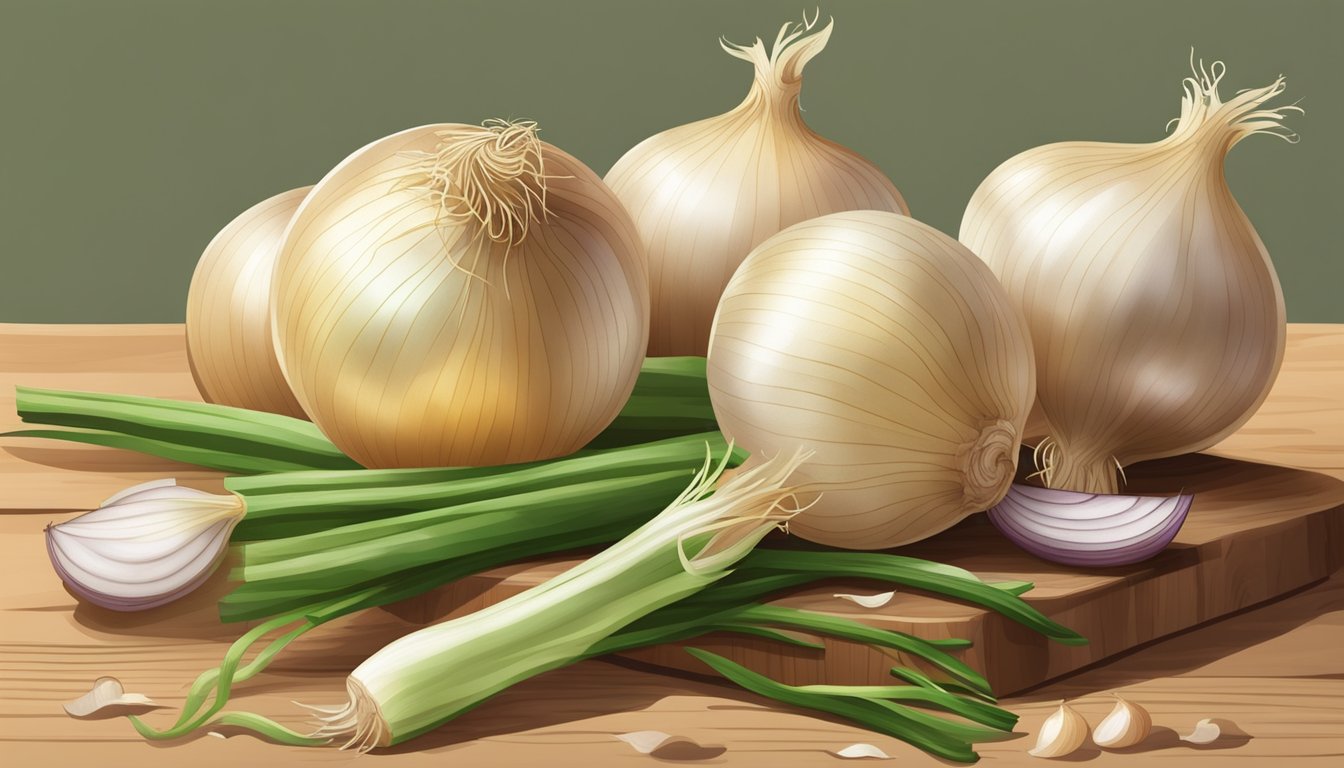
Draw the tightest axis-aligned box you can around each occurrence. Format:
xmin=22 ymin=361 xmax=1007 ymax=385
xmin=186 ymin=187 xmax=311 ymax=418
xmin=988 ymin=484 xmax=1192 ymax=567
xmin=959 ymin=61 xmax=1295 ymax=494
xmin=272 ymin=122 xmax=648 ymax=469
xmin=605 ymin=16 xmax=908 ymax=357
xmin=706 ymin=210 xmax=1035 ymax=549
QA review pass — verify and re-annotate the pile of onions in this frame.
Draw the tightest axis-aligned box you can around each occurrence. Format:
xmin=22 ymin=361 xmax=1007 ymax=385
xmin=960 ymin=59 xmax=1296 ymax=496
xmin=271 ymin=120 xmax=649 ymax=468
xmin=706 ymin=210 xmax=1035 ymax=549
xmin=185 ymin=187 xmax=311 ymax=418
xmin=605 ymin=14 xmax=908 ymax=356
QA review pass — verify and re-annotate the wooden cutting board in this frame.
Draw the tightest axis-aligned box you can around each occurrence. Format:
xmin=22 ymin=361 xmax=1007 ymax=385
xmin=397 ymin=452 xmax=1344 ymax=695
xmin=3 ymin=323 xmax=1343 ymax=699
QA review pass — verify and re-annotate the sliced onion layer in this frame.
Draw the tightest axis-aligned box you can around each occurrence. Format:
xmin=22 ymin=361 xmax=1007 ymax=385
xmin=987 ymin=484 xmax=1192 ymax=567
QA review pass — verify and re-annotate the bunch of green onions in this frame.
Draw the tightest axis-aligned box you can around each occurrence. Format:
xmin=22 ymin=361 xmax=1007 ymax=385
xmin=115 ymin=455 xmax=1077 ymax=762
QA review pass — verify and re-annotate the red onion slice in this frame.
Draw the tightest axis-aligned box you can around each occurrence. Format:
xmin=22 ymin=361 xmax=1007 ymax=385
xmin=986 ymin=484 xmax=1192 ymax=567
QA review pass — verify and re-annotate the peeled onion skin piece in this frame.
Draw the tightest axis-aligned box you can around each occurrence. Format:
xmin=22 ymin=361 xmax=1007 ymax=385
xmin=706 ymin=210 xmax=1035 ymax=550
xmin=605 ymin=15 xmax=908 ymax=357
xmin=185 ymin=187 xmax=312 ymax=419
xmin=959 ymin=60 xmax=1295 ymax=495
xmin=987 ymin=483 xmax=1192 ymax=567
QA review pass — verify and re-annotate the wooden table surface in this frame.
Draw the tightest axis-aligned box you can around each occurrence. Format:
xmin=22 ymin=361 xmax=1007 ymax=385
xmin=1 ymin=324 xmax=1342 ymax=767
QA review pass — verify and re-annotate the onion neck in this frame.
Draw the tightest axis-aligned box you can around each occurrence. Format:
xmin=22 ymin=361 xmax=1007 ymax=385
xmin=738 ymin=81 xmax=809 ymax=129
xmin=1161 ymin=56 xmax=1299 ymax=153
xmin=721 ymin=14 xmax=832 ymax=132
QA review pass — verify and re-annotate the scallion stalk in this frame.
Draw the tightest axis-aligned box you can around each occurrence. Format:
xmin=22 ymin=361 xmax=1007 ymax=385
xmin=685 ymin=649 xmax=1012 ymax=763
xmin=228 ymin=431 xmax=743 ymax=541
xmin=307 ymin=449 xmax=805 ymax=748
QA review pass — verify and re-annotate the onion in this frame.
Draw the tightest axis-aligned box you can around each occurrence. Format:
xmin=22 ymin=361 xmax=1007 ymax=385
xmin=960 ymin=58 xmax=1297 ymax=494
xmin=987 ymin=484 xmax=1192 ymax=567
xmin=605 ymin=14 xmax=908 ymax=356
xmin=272 ymin=120 xmax=648 ymax=468
xmin=185 ymin=187 xmax=311 ymax=418
xmin=706 ymin=210 xmax=1035 ymax=549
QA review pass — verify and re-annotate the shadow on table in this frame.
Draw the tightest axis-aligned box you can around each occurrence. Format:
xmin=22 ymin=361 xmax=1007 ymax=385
xmin=2 ymin=444 xmax=210 ymax=478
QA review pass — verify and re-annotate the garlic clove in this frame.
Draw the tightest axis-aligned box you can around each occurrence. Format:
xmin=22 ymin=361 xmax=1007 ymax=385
xmin=1091 ymin=693 xmax=1152 ymax=748
xmin=1180 ymin=717 xmax=1245 ymax=745
xmin=1181 ymin=719 xmax=1220 ymax=744
xmin=1028 ymin=702 xmax=1089 ymax=758
xmin=833 ymin=591 xmax=896 ymax=609
xmin=45 ymin=480 xmax=245 ymax=611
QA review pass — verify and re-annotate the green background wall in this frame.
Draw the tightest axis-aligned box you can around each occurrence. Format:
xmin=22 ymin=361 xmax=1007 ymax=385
xmin=1 ymin=0 xmax=1338 ymax=322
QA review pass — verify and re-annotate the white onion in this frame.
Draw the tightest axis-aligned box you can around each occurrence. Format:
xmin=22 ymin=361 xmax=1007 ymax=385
xmin=706 ymin=210 xmax=1035 ymax=549
xmin=272 ymin=121 xmax=648 ymax=468
xmin=185 ymin=187 xmax=311 ymax=418
xmin=606 ymin=15 xmax=908 ymax=356
xmin=960 ymin=58 xmax=1296 ymax=494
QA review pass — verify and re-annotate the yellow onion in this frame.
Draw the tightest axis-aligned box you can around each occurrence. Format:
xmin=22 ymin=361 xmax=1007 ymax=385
xmin=185 ymin=187 xmax=311 ymax=418
xmin=272 ymin=120 xmax=648 ymax=468
xmin=960 ymin=59 xmax=1296 ymax=494
xmin=706 ymin=210 xmax=1035 ymax=549
xmin=605 ymin=14 xmax=908 ymax=356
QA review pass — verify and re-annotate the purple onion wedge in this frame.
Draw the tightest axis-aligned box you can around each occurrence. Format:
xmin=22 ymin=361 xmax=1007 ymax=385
xmin=986 ymin=484 xmax=1192 ymax=567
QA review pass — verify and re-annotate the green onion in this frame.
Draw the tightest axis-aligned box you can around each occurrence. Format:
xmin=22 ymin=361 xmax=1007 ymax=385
xmin=114 ymin=520 xmax=1076 ymax=761
xmin=121 ymin=448 xmax=805 ymax=748
xmin=228 ymin=431 xmax=744 ymax=541
xmin=126 ymin=577 xmax=1027 ymax=759
xmin=7 ymin=357 xmax=715 ymax=473
xmin=686 ymin=649 xmax=1014 ymax=763
xmin=218 ymin=433 xmax=743 ymax=619
xmin=725 ymin=549 xmax=1085 ymax=645
xmin=308 ymin=450 xmax=803 ymax=748
xmin=10 ymin=385 xmax=357 ymax=471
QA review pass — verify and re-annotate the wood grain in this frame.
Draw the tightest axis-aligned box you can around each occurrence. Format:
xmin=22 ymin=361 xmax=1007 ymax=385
xmin=2 ymin=323 xmax=1343 ymax=767
xmin=0 ymin=324 xmax=222 ymax=510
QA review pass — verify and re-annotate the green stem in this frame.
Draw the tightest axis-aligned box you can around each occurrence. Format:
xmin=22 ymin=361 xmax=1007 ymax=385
xmin=9 ymin=356 xmax=716 ymax=474
xmin=230 ymin=432 xmax=740 ymax=541
xmin=686 ymin=649 xmax=981 ymax=763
